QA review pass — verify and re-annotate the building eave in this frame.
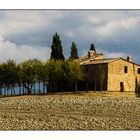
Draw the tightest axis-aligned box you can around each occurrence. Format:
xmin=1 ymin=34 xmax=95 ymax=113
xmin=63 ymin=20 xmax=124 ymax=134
xmin=81 ymin=57 xmax=140 ymax=67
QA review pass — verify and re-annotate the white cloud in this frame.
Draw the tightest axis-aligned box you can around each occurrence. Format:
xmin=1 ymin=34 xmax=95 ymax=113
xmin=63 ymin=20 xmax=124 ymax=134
xmin=0 ymin=36 xmax=50 ymax=63
xmin=64 ymin=31 xmax=75 ymax=38
xmin=87 ymin=15 xmax=101 ymax=24
xmin=0 ymin=10 xmax=139 ymax=62
xmin=0 ymin=10 xmax=139 ymax=41
xmin=0 ymin=10 xmax=66 ymax=37
xmin=95 ymin=17 xmax=138 ymax=37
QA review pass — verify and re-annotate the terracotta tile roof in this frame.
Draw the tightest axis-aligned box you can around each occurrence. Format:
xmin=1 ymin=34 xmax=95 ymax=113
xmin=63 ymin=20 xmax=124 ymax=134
xmin=79 ymin=54 xmax=103 ymax=63
xmin=80 ymin=57 xmax=140 ymax=67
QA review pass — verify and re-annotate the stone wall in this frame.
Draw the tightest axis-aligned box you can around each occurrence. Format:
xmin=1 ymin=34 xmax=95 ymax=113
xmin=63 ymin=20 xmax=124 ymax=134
xmin=108 ymin=59 xmax=140 ymax=92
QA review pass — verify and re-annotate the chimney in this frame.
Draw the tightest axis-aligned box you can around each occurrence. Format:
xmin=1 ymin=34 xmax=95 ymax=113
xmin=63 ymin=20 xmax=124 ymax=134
xmin=127 ymin=56 xmax=132 ymax=62
xmin=88 ymin=50 xmax=96 ymax=58
xmin=88 ymin=44 xmax=96 ymax=58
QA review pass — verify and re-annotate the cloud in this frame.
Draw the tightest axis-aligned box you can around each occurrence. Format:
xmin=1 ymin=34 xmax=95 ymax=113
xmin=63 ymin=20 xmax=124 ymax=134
xmin=95 ymin=17 xmax=138 ymax=37
xmin=0 ymin=10 xmax=140 ymax=63
xmin=97 ymin=48 xmax=127 ymax=58
xmin=64 ymin=31 xmax=75 ymax=38
xmin=0 ymin=36 xmax=50 ymax=63
xmin=0 ymin=10 xmax=67 ymax=38
xmin=104 ymin=52 xmax=127 ymax=58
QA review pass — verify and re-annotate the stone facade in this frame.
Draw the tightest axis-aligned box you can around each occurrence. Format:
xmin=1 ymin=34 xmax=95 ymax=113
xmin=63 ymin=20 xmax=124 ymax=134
xmin=108 ymin=59 xmax=140 ymax=92
xmin=80 ymin=48 xmax=140 ymax=92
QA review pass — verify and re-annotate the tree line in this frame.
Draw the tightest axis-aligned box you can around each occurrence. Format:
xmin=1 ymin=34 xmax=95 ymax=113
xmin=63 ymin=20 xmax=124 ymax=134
xmin=0 ymin=58 xmax=83 ymax=96
xmin=0 ymin=32 xmax=83 ymax=96
xmin=51 ymin=32 xmax=79 ymax=61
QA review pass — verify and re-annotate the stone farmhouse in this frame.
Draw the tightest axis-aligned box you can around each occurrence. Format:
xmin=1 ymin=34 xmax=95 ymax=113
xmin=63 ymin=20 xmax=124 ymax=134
xmin=79 ymin=47 xmax=140 ymax=92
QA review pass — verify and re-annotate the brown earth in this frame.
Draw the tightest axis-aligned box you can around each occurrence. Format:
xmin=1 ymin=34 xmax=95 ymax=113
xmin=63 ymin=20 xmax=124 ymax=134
xmin=0 ymin=92 xmax=140 ymax=130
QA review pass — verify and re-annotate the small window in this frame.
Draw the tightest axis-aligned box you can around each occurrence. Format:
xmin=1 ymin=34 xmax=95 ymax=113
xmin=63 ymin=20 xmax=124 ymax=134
xmin=124 ymin=66 xmax=128 ymax=73
xmin=138 ymin=68 xmax=140 ymax=74
xmin=120 ymin=82 xmax=124 ymax=92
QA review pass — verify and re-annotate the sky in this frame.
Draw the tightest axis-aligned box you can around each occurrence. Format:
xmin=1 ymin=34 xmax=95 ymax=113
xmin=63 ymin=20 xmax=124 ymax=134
xmin=0 ymin=10 xmax=140 ymax=63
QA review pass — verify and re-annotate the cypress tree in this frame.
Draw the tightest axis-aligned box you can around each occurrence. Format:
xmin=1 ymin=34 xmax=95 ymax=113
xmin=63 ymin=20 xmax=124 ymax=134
xmin=70 ymin=42 xmax=79 ymax=59
xmin=90 ymin=43 xmax=96 ymax=53
xmin=50 ymin=32 xmax=65 ymax=61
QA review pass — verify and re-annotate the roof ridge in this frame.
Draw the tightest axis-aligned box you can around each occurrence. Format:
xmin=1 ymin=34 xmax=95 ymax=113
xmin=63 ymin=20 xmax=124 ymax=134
xmin=89 ymin=57 xmax=120 ymax=61
xmin=119 ymin=57 xmax=140 ymax=66
xmin=81 ymin=57 xmax=121 ymax=65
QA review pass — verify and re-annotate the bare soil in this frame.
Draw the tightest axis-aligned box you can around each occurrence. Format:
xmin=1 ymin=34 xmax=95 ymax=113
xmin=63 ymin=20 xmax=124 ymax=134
xmin=0 ymin=92 xmax=140 ymax=130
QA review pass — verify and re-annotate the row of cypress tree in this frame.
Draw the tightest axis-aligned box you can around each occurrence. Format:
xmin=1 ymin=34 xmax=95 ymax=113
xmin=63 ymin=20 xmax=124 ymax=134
xmin=51 ymin=32 xmax=79 ymax=61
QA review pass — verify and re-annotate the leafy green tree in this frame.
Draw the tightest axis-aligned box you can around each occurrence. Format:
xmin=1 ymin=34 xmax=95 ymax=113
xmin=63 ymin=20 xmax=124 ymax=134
xmin=47 ymin=60 xmax=64 ymax=92
xmin=47 ymin=59 xmax=83 ymax=93
xmin=50 ymin=32 xmax=65 ymax=61
xmin=41 ymin=62 xmax=49 ymax=93
xmin=0 ymin=62 xmax=8 ymax=95
xmin=16 ymin=64 xmax=23 ymax=95
xmin=33 ymin=59 xmax=48 ymax=94
xmin=6 ymin=60 xmax=17 ymax=95
xmin=20 ymin=59 xmax=37 ymax=94
xmin=69 ymin=42 xmax=79 ymax=59
xmin=0 ymin=60 xmax=17 ymax=96
xmin=64 ymin=60 xmax=83 ymax=92
xmin=31 ymin=59 xmax=41 ymax=94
